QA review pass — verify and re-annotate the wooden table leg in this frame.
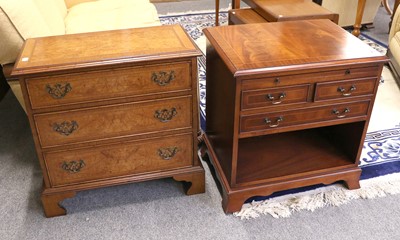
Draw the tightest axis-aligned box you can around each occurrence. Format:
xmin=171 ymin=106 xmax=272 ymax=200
xmin=352 ymin=0 xmax=366 ymax=37
xmin=41 ymin=191 xmax=76 ymax=217
xmin=382 ymin=0 xmax=393 ymax=15
xmin=216 ymin=0 xmax=220 ymax=26
xmin=232 ymin=0 xmax=240 ymax=9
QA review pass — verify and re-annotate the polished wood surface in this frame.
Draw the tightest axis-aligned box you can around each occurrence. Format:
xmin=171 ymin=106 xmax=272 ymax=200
xmin=242 ymin=0 xmax=339 ymax=23
xmin=14 ymin=25 xmax=205 ymax=217
xmin=204 ymin=20 xmax=386 ymax=75
xmin=202 ymin=20 xmax=387 ymax=213
xmin=12 ymin=25 xmax=199 ymax=75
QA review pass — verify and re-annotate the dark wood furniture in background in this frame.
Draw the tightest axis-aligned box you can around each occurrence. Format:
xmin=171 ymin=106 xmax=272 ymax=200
xmin=202 ymin=20 xmax=387 ymax=213
xmin=12 ymin=25 xmax=205 ymax=217
xmin=0 ymin=66 xmax=10 ymax=101
xmin=227 ymin=0 xmax=338 ymax=26
xmin=217 ymin=0 xmax=368 ymax=37
xmin=242 ymin=0 xmax=338 ymax=23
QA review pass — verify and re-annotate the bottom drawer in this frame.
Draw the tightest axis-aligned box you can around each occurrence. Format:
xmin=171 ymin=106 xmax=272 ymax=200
xmin=44 ymin=134 xmax=193 ymax=186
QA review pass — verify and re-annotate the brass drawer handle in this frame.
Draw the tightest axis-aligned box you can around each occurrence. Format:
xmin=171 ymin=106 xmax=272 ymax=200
xmin=264 ymin=116 xmax=284 ymax=128
xmin=62 ymin=160 xmax=85 ymax=173
xmin=53 ymin=120 xmax=78 ymax=136
xmin=46 ymin=83 xmax=72 ymax=99
xmin=151 ymin=70 xmax=175 ymax=86
xmin=266 ymin=92 xmax=286 ymax=104
xmin=158 ymin=146 xmax=179 ymax=160
xmin=332 ymin=108 xmax=350 ymax=118
xmin=337 ymin=85 xmax=356 ymax=96
xmin=154 ymin=108 xmax=177 ymax=122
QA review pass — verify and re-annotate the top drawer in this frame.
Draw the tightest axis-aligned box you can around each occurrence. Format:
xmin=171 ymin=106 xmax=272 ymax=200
xmin=314 ymin=78 xmax=377 ymax=101
xmin=241 ymin=66 xmax=380 ymax=90
xmin=26 ymin=62 xmax=191 ymax=109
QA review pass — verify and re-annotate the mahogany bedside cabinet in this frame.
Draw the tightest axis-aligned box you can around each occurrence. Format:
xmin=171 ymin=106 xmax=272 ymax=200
xmin=202 ymin=19 xmax=387 ymax=213
xmin=12 ymin=25 xmax=205 ymax=217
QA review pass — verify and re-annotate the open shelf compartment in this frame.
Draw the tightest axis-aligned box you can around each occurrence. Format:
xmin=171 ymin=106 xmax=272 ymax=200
xmin=236 ymin=122 xmax=366 ymax=186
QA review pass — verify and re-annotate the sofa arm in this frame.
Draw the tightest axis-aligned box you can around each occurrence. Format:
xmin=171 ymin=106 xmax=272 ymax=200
xmin=390 ymin=5 xmax=400 ymax=43
xmin=64 ymin=0 xmax=96 ymax=9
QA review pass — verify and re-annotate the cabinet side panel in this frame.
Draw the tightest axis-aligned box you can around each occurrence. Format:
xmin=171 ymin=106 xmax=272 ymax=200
xmin=205 ymin=43 xmax=236 ymax=183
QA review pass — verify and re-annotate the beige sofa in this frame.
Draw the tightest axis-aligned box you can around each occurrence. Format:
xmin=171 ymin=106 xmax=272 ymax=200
xmin=388 ymin=4 xmax=400 ymax=86
xmin=321 ymin=0 xmax=381 ymax=27
xmin=0 ymin=0 xmax=161 ymax=111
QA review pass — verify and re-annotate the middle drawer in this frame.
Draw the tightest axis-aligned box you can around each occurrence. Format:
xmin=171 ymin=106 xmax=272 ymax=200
xmin=34 ymin=96 xmax=192 ymax=148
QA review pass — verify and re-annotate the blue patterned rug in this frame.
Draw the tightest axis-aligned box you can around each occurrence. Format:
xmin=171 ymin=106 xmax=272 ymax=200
xmin=160 ymin=12 xmax=400 ymax=219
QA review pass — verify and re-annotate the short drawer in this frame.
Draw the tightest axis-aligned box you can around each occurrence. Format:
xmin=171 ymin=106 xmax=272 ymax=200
xmin=241 ymin=84 xmax=310 ymax=109
xmin=240 ymin=101 xmax=370 ymax=133
xmin=26 ymin=62 xmax=191 ymax=109
xmin=314 ymin=78 xmax=377 ymax=101
xmin=241 ymin=66 xmax=380 ymax=90
xmin=44 ymin=134 xmax=193 ymax=186
xmin=34 ymin=96 xmax=192 ymax=148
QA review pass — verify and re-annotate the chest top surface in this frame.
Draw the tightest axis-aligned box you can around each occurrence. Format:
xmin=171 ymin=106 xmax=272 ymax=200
xmin=203 ymin=19 xmax=387 ymax=75
xmin=12 ymin=24 xmax=201 ymax=76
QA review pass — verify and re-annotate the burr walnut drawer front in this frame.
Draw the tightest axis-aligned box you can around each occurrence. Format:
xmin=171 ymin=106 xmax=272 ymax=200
xmin=43 ymin=134 xmax=193 ymax=187
xmin=241 ymin=84 xmax=310 ymax=109
xmin=240 ymin=100 xmax=370 ymax=133
xmin=314 ymin=78 xmax=377 ymax=101
xmin=34 ymin=96 xmax=192 ymax=148
xmin=241 ymin=66 xmax=380 ymax=89
xmin=26 ymin=62 xmax=191 ymax=109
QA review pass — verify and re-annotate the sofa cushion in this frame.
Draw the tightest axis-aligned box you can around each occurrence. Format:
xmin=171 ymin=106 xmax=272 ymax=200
xmin=0 ymin=0 xmax=52 ymax=40
xmin=33 ymin=0 xmax=67 ymax=35
xmin=321 ymin=0 xmax=381 ymax=27
xmin=0 ymin=8 xmax=25 ymax=65
xmin=389 ymin=32 xmax=400 ymax=67
xmin=65 ymin=0 xmax=161 ymax=34
xmin=0 ymin=0 xmax=64 ymax=65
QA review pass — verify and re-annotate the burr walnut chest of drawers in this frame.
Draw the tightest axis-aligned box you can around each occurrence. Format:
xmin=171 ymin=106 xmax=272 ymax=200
xmin=12 ymin=25 xmax=205 ymax=217
xmin=202 ymin=20 xmax=388 ymax=213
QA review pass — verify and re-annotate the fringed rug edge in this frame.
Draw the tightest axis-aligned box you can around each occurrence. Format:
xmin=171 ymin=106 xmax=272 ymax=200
xmin=234 ymin=172 xmax=400 ymax=220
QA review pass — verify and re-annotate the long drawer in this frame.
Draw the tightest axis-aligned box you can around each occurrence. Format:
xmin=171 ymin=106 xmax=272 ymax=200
xmin=240 ymin=100 xmax=370 ymax=133
xmin=26 ymin=62 xmax=191 ymax=109
xmin=44 ymin=134 xmax=193 ymax=186
xmin=34 ymin=96 xmax=192 ymax=148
